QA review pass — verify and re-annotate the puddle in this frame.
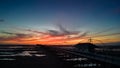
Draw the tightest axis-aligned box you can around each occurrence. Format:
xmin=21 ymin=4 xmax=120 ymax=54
xmin=65 ymin=58 xmax=87 ymax=61
xmin=0 ymin=58 xmax=15 ymax=61
xmin=74 ymin=63 xmax=101 ymax=67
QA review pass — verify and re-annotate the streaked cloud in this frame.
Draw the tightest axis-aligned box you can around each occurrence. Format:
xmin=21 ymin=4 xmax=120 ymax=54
xmin=25 ymin=24 xmax=81 ymax=36
xmin=0 ymin=25 xmax=88 ymax=45
xmin=0 ymin=31 xmax=33 ymax=41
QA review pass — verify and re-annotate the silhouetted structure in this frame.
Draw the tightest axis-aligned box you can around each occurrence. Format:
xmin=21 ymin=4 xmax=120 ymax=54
xmin=74 ymin=43 xmax=97 ymax=52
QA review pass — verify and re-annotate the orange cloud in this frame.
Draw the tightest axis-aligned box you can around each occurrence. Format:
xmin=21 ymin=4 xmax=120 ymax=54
xmin=0 ymin=29 xmax=88 ymax=45
xmin=1 ymin=26 xmax=120 ymax=45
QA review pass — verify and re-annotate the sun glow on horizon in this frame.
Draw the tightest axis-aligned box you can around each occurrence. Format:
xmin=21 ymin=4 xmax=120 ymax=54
xmin=0 ymin=30 xmax=120 ymax=45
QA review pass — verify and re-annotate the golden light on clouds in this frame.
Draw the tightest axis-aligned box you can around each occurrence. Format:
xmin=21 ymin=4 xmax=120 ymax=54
xmin=0 ymin=26 xmax=120 ymax=45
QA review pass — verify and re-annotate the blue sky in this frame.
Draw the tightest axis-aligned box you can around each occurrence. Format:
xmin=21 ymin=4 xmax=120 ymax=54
xmin=0 ymin=0 xmax=120 ymax=45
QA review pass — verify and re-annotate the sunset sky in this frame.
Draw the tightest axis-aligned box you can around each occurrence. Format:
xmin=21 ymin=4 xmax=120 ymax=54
xmin=0 ymin=0 xmax=120 ymax=45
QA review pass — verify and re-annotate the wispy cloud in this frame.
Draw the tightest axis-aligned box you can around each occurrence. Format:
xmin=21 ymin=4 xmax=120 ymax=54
xmin=24 ymin=24 xmax=80 ymax=36
xmin=22 ymin=25 xmax=88 ymax=42
xmin=0 ymin=25 xmax=88 ymax=44
xmin=25 ymin=29 xmax=48 ymax=35
xmin=0 ymin=31 xmax=33 ymax=41
xmin=91 ymin=32 xmax=120 ymax=38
